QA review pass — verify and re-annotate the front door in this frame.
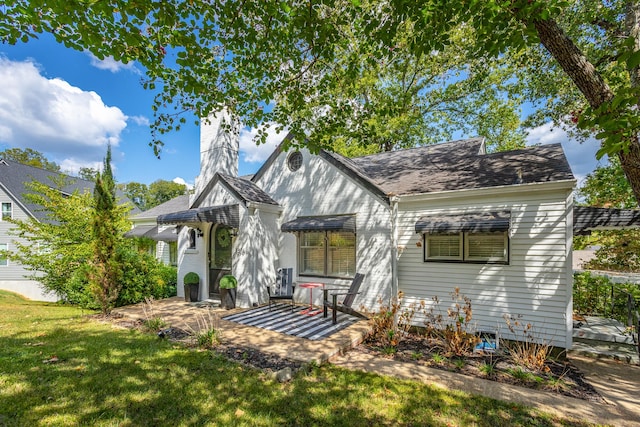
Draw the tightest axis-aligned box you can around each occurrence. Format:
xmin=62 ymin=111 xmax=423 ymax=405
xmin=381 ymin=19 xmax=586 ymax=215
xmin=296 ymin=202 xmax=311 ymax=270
xmin=209 ymin=224 xmax=232 ymax=298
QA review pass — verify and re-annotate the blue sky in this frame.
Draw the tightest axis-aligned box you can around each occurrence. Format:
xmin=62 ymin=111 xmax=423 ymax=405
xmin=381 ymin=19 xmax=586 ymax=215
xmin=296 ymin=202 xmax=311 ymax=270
xmin=0 ymin=34 xmax=606 ymax=187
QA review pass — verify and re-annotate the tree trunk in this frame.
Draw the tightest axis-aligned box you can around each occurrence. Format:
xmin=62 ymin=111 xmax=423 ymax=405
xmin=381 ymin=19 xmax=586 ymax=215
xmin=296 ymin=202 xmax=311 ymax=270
xmin=531 ymin=17 xmax=640 ymax=205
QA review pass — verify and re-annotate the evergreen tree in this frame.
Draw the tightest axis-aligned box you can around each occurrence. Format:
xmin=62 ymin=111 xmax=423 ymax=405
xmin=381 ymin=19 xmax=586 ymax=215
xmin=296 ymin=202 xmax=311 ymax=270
xmin=89 ymin=145 xmax=122 ymax=314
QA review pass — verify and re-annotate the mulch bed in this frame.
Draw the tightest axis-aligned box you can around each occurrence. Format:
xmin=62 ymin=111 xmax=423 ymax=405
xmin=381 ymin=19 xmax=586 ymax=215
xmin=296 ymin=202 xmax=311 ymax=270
xmin=355 ymin=335 xmax=604 ymax=403
xmin=103 ymin=314 xmax=604 ymax=402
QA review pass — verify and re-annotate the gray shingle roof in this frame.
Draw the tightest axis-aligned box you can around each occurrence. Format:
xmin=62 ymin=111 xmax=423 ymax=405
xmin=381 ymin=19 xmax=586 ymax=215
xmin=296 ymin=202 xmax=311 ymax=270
xmin=132 ymin=194 xmax=190 ymax=220
xmin=218 ymin=174 xmax=279 ymax=205
xmin=0 ymin=159 xmax=95 ymax=221
xmin=0 ymin=159 xmax=140 ymax=221
xmin=347 ymin=139 xmax=574 ymax=196
xmin=574 ymin=206 xmax=640 ymax=235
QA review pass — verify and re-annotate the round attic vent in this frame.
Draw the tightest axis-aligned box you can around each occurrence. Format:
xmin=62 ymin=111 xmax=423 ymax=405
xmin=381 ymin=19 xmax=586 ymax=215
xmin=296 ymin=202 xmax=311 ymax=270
xmin=287 ymin=151 xmax=303 ymax=172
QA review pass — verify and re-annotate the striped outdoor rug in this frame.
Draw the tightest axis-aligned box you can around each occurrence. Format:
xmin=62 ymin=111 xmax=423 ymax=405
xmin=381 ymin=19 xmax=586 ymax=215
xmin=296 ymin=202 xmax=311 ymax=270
xmin=222 ymin=303 xmax=359 ymax=340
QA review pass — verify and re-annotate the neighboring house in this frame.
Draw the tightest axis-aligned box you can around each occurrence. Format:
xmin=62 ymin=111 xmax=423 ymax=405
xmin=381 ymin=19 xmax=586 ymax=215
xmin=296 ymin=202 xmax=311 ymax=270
xmin=159 ymin=112 xmax=580 ymax=349
xmin=0 ymin=158 xmax=138 ymax=301
xmin=126 ymin=195 xmax=189 ymax=266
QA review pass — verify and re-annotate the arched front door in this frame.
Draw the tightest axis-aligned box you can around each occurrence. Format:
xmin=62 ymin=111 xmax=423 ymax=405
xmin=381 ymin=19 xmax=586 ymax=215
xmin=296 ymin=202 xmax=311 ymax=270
xmin=209 ymin=224 xmax=233 ymax=298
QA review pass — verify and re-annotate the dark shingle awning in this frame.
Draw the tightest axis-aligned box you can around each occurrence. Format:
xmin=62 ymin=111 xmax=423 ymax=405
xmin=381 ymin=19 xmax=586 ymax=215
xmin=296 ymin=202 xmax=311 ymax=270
xmin=157 ymin=204 xmax=239 ymax=228
xmin=124 ymin=225 xmax=156 ymax=238
xmin=415 ymin=211 xmax=511 ymax=234
xmin=281 ymin=215 xmax=356 ymax=233
xmin=574 ymin=206 xmax=640 ymax=235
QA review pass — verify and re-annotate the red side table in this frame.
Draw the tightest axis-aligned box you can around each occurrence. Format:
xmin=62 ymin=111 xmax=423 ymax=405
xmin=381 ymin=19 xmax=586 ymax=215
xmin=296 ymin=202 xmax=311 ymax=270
xmin=298 ymin=283 xmax=324 ymax=316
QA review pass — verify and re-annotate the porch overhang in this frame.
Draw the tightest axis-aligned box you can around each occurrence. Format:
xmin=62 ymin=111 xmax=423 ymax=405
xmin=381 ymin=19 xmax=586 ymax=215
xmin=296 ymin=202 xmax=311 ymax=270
xmin=157 ymin=204 xmax=240 ymax=228
xmin=573 ymin=206 xmax=640 ymax=235
xmin=281 ymin=214 xmax=356 ymax=233
xmin=151 ymin=227 xmax=178 ymax=242
xmin=124 ymin=224 xmax=156 ymax=238
xmin=415 ymin=211 xmax=511 ymax=234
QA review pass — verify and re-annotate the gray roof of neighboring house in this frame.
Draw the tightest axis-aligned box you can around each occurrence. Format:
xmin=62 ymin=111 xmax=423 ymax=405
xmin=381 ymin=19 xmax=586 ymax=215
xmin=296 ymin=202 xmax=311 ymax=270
xmin=131 ymin=194 xmax=190 ymax=220
xmin=0 ymin=159 xmax=95 ymax=221
xmin=0 ymin=159 xmax=139 ymax=221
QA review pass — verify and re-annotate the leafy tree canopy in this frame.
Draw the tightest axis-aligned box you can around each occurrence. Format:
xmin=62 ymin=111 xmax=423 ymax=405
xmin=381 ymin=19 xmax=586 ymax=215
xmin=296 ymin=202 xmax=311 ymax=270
xmin=0 ymin=147 xmax=60 ymax=172
xmin=147 ymin=179 xmax=188 ymax=209
xmin=3 ymin=1 xmax=640 ymax=200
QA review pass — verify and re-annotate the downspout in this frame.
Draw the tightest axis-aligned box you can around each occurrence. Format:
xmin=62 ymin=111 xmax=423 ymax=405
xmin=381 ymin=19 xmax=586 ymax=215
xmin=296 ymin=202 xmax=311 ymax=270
xmin=390 ymin=196 xmax=399 ymax=305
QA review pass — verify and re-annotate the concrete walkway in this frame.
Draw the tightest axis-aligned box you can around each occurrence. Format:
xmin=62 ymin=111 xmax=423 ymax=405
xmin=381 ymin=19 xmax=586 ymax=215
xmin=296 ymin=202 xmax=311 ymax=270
xmin=113 ymin=297 xmax=640 ymax=426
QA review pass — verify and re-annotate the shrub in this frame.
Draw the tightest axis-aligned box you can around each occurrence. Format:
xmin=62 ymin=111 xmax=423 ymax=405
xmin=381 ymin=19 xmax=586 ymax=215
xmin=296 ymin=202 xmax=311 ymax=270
xmin=422 ymin=287 xmax=479 ymax=357
xmin=186 ymin=309 xmax=221 ymax=349
xmin=367 ymin=291 xmax=417 ymax=349
xmin=116 ymin=246 xmax=178 ymax=307
xmin=502 ymin=314 xmax=552 ymax=373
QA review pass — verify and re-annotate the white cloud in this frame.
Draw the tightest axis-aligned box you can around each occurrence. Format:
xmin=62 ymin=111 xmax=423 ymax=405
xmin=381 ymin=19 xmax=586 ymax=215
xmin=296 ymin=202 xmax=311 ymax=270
xmin=172 ymin=176 xmax=194 ymax=190
xmin=0 ymin=57 xmax=128 ymax=168
xmin=60 ymin=158 xmax=103 ymax=176
xmin=239 ymin=123 xmax=287 ymax=163
xmin=86 ymin=52 xmax=139 ymax=74
xmin=129 ymin=115 xmax=150 ymax=126
xmin=525 ymin=122 xmax=607 ymax=185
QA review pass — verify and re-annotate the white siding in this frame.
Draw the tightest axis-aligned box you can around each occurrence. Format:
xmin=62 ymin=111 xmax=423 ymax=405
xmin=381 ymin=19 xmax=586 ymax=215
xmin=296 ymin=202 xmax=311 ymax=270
xmin=256 ymin=149 xmax=394 ymax=310
xmin=396 ymin=186 xmax=573 ymax=348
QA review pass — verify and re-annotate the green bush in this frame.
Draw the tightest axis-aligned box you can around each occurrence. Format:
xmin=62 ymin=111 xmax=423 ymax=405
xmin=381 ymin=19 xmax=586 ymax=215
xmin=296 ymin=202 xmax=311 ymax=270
xmin=116 ymin=246 xmax=178 ymax=307
xmin=184 ymin=272 xmax=200 ymax=285
xmin=573 ymin=271 xmax=640 ymax=323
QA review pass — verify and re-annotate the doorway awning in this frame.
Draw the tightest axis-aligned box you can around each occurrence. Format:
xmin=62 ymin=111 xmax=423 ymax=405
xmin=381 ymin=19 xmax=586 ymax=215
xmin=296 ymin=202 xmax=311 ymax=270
xmin=281 ymin=215 xmax=356 ymax=233
xmin=415 ymin=211 xmax=511 ymax=234
xmin=124 ymin=224 xmax=157 ymax=238
xmin=574 ymin=206 xmax=640 ymax=235
xmin=157 ymin=204 xmax=239 ymax=228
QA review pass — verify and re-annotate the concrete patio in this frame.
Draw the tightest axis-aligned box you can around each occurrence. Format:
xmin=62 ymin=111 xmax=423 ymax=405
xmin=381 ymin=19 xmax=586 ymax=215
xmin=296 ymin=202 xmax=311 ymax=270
xmin=112 ymin=296 xmax=370 ymax=364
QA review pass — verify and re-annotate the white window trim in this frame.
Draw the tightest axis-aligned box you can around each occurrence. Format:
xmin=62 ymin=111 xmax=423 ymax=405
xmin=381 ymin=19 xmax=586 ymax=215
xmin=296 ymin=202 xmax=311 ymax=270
xmin=1 ymin=202 xmax=12 ymax=221
xmin=0 ymin=242 xmax=8 ymax=266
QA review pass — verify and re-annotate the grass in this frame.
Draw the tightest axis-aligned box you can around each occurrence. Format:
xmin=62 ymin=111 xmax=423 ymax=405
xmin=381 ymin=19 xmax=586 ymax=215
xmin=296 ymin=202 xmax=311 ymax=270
xmin=0 ymin=291 xmax=599 ymax=427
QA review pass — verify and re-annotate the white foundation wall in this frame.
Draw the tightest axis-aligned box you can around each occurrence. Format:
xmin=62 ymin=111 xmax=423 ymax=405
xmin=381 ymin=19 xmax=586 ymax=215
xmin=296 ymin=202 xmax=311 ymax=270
xmin=396 ymin=186 xmax=574 ymax=348
xmin=256 ymin=149 xmax=394 ymax=310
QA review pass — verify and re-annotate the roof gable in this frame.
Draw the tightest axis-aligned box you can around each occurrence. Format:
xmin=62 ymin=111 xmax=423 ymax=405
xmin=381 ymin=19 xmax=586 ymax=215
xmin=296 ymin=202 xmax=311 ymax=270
xmin=0 ymin=159 xmax=95 ymax=221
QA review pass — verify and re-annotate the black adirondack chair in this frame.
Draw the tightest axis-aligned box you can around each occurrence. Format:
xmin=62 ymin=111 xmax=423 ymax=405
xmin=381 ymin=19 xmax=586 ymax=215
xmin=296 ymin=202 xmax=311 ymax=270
xmin=323 ymin=273 xmax=367 ymax=324
xmin=267 ymin=268 xmax=295 ymax=311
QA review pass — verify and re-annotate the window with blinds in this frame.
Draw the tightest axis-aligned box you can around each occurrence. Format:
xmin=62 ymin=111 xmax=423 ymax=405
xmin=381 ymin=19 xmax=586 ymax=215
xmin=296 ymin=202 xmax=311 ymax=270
xmin=424 ymin=231 xmax=508 ymax=264
xmin=465 ymin=232 xmax=507 ymax=262
xmin=299 ymin=231 xmax=356 ymax=278
xmin=425 ymin=233 xmax=463 ymax=260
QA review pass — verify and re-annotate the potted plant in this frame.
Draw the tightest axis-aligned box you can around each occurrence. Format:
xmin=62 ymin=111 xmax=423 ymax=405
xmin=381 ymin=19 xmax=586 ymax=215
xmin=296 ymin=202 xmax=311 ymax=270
xmin=219 ymin=274 xmax=237 ymax=309
xmin=183 ymin=272 xmax=200 ymax=302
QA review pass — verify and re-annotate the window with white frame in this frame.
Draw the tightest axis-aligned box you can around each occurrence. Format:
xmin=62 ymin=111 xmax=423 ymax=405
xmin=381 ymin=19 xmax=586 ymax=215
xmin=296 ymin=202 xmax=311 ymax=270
xmin=0 ymin=243 xmax=8 ymax=266
xmin=424 ymin=231 xmax=508 ymax=263
xmin=1 ymin=202 xmax=12 ymax=221
xmin=299 ymin=231 xmax=356 ymax=278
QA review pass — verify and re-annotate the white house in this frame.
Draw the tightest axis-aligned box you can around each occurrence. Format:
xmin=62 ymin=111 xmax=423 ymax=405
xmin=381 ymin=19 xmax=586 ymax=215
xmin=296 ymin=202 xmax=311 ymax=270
xmin=0 ymin=160 xmax=93 ymax=300
xmin=0 ymin=158 xmax=138 ymax=301
xmin=126 ymin=195 xmax=189 ymax=266
xmin=159 ymin=112 xmax=581 ymax=349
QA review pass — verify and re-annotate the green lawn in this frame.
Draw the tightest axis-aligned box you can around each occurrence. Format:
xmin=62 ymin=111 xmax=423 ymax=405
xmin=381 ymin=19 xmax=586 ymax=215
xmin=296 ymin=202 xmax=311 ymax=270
xmin=0 ymin=291 xmax=598 ymax=427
